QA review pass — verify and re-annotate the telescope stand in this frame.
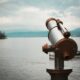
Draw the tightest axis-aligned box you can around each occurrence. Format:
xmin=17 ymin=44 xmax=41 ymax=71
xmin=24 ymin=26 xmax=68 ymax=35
xmin=47 ymin=52 xmax=72 ymax=80
xmin=42 ymin=17 xmax=78 ymax=80
xmin=47 ymin=69 xmax=72 ymax=80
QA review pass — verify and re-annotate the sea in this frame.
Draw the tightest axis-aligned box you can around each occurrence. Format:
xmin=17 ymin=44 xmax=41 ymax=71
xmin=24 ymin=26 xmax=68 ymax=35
xmin=0 ymin=37 xmax=80 ymax=80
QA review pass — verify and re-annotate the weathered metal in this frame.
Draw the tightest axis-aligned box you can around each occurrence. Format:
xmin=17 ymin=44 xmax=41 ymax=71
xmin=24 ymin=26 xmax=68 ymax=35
xmin=42 ymin=18 xmax=78 ymax=80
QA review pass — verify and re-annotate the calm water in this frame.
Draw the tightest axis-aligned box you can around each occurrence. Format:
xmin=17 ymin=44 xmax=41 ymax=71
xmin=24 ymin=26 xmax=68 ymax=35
xmin=0 ymin=37 xmax=80 ymax=80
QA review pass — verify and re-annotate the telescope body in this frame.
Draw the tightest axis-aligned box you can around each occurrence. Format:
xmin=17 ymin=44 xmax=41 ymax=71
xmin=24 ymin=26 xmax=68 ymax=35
xmin=45 ymin=18 xmax=78 ymax=60
xmin=48 ymin=27 xmax=64 ymax=45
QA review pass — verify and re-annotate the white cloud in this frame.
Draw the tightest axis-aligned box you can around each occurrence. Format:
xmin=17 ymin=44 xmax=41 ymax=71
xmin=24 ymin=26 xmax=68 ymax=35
xmin=19 ymin=7 xmax=40 ymax=13
xmin=0 ymin=0 xmax=8 ymax=4
xmin=61 ymin=6 xmax=80 ymax=30
xmin=0 ymin=6 xmax=80 ymax=31
xmin=0 ymin=6 xmax=60 ymax=30
xmin=61 ymin=15 xmax=80 ymax=30
xmin=64 ymin=6 xmax=80 ymax=17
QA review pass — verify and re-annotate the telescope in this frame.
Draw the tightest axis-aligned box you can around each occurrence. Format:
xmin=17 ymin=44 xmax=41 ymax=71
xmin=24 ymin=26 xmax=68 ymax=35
xmin=43 ymin=18 xmax=77 ymax=60
xmin=42 ymin=18 xmax=78 ymax=80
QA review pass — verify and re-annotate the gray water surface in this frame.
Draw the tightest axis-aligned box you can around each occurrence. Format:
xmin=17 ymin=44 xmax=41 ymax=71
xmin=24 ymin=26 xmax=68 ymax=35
xmin=0 ymin=38 xmax=80 ymax=80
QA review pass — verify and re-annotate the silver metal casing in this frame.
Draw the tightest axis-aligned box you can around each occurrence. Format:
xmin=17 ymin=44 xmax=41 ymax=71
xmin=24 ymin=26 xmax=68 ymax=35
xmin=48 ymin=27 xmax=64 ymax=45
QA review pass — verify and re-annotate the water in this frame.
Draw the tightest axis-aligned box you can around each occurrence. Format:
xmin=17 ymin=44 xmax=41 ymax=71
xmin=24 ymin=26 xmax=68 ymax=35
xmin=0 ymin=37 xmax=80 ymax=80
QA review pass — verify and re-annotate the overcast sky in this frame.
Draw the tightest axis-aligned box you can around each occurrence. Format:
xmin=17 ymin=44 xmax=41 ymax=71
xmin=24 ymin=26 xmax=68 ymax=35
xmin=0 ymin=0 xmax=80 ymax=31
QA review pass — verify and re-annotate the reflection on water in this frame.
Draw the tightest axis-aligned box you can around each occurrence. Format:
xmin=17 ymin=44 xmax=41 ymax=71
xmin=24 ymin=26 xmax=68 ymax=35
xmin=0 ymin=38 xmax=80 ymax=80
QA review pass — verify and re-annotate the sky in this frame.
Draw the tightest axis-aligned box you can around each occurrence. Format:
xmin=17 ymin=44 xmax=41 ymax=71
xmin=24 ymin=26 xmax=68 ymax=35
xmin=0 ymin=0 xmax=80 ymax=32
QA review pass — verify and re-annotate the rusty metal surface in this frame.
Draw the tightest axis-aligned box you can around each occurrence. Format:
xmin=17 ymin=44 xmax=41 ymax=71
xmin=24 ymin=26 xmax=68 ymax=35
xmin=53 ymin=38 xmax=78 ymax=60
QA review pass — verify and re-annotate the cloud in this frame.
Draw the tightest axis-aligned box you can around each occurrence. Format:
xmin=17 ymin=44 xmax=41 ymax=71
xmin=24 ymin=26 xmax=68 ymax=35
xmin=0 ymin=0 xmax=8 ymax=4
xmin=0 ymin=0 xmax=80 ymax=31
xmin=61 ymin=15 xmax=80 ymax=30
xmin=64 ymin=6 xmax=80 ymax=17
xmin=0 ymin=5 xmax=80 ymax=31
xmin=0 ymin=6 xmax=61 ymax=30
xmin=60 ymin=6 xmax=80 ymax=30
xmin=1 ymin=0 xmax=79 ymax=17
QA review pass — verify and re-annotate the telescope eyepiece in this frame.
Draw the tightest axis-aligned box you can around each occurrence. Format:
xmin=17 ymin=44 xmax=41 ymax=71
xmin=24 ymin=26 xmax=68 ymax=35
xmin=63 ymin=32 xmax=71 ymax=38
